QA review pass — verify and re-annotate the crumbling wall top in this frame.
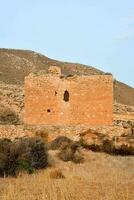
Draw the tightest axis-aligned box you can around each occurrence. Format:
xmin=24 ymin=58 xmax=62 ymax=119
xmin=48 ymin=66 xmax=61 ymax=76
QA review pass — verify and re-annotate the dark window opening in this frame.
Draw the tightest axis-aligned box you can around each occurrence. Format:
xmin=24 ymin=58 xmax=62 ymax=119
xmin=63 ymin=90 xmax=69 ymax=102
xmin=47 ymin=109 xmax=51 ymax=113
xmin=55 ymin=91 xmax=57 ymax=96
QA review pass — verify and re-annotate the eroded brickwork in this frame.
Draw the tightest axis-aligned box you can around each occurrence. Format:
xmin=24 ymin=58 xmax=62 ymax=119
xmin=24 ymin=72 xmax=113 ymax=126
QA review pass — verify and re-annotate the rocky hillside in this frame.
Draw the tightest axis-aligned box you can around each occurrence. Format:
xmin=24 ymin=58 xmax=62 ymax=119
xmin=114 ymin=80 xmax=134 ymax=106
xmin=0 ymin=48 xmax=133 ymax=106
xmin=0 ymin=48 xmax=104 ymax=85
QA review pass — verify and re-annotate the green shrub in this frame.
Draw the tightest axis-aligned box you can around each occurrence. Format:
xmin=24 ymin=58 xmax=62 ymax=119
xmin=16 ymin=160 xmax=33 ymax=174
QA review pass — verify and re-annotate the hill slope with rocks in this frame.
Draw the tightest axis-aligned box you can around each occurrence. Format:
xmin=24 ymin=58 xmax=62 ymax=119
xmin=0 ymin=48 xmax=133 ymax=106
xmin=0 ymin=48 xmax=104 ymax=85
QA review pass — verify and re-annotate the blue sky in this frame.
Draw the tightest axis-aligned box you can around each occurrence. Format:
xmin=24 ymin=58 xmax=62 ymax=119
xmin=0 ymin=0 xmax=134 ymax=87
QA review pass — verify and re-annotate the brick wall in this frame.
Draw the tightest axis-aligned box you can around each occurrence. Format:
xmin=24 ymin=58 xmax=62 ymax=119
xmin=24 ymin=74 xmax=113 ymax=125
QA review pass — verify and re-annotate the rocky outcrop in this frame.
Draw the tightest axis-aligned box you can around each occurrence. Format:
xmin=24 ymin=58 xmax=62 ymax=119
xmin=114 ymin=102 xmax=134 ymax=114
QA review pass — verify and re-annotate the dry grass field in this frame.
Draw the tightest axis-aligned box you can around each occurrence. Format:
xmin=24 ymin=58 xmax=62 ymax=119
xmin=0 ymin=150 xmax=134 ymax=200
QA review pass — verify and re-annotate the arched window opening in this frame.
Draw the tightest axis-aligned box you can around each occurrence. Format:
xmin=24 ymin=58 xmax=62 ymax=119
xmin=63 ymin=90 xmax=69 ymax=102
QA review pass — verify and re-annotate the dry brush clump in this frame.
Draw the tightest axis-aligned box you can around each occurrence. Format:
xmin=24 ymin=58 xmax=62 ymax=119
xmin=34 ymin=129 xmax=48 ymax=142
xmin=79 ymin=137 xmax=134 ymax=156
xmin=78 ymin=138 xmax=102 ymax=152
xmin=58 ymin=142 xmax=84 ymax=163
xmin=0 ymin=104 xmax=19 ymax=124
xmin=102 ymin=139 xmax=134 ymax=156
xmin=49 ymin=135 xmax=134 ymax=157
xmin=47 ymin=136 xmax=72 ymax=150
xmin=0 ymin=137 xmax=48 ymax=177
xmin=49 ymin=168 xmax=65 ymax=179
xmin=47 ymin=136 xmax=84 ymax=163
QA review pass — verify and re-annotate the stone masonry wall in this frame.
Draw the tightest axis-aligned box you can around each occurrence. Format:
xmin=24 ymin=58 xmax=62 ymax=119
xmin=24 ymin=74 xmax=113 ymax=126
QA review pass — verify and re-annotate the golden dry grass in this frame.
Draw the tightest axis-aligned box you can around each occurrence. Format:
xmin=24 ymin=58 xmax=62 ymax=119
xmin=0 ymin=150 xmax=134 ymax=200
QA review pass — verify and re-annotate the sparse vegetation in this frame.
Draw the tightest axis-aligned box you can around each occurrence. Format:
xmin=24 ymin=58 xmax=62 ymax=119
xmin=0 ymin=151 xmax=133 ymax=200
xmin=58 ymin=142 xmax=84 ymax=163
xmin=78 ymin=138 xmax=101 ymax=152
xmin=46 ymin=136 xmax=84 ymax=163
xmin=102 ymin=139 xmax=134 ymax=155
xmin=0 ymin=105 xmax=19 ymax=124
xmin=78 ymin=137 xmax=134 ymax=156
xmin=49 ymin=168 xmax=65 ymax=179
xmin=0 ymin=137 xmax=48 ymax=177
xmin=47 ymin=136 xmax=72 ymax=150
xmin=47 ymin=136 xmax=134 ymax=158
xmin=34 ymin=129 xmax=48 ymax=142
xmin=0 ymin=135 xmax=133 ymax=199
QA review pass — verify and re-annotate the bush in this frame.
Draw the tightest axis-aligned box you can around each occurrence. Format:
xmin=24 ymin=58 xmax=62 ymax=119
xmin=116 ymin=144 xmax=134 ymax=155
xmin=78 ymin=138 xmax=101 ymax=152
xmin=102 ymin=139 xmax=115 ymax=154
xmin=0 ymin=105 xmax=19 ymax=124
xmin=47 ymin=136 xmax=72 ymax=150
xmin=16 ymin=160 xmax=34 ymax=174
xmin=58 ymin=142 xmax=84 ymax=163
xmin=34 ymin=130 xmax=48 ymax=142
xmin=46 ymin=136 xmax=83 ymax=163
xmin=102 ymin=139 xmax=134 ymax=156
xmin=0 ymin=138 xmax=12 ymax=176
xmin=78 ymin=138 xmax=134 ymax=156
xmin=0 ymin=137 xmax=48 ymax=177
xmin=0 ymin=138 xmax=12 ymax=152
xmin=87 ymin=143 xmax=102 ymax=152
xmin=49 ymin=169 xmax=65 ymax=179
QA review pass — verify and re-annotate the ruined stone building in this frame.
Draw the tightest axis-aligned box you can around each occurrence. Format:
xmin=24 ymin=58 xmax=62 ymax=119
xmin=24 ymin=66 xmax=113 ymax=126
